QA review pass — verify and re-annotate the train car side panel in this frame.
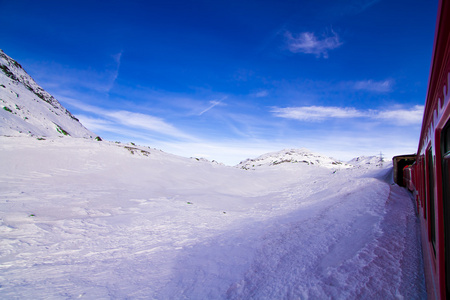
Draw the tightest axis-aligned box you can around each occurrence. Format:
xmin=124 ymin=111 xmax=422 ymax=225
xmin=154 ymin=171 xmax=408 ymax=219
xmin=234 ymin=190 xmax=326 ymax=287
xmin=414 ymin=0 xmax=450 ymax=298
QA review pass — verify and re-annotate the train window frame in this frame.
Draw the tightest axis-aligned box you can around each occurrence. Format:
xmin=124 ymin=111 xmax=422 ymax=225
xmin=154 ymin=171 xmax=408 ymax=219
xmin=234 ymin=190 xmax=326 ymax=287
xmin=427 ymin=147 xmax=437 ymax=256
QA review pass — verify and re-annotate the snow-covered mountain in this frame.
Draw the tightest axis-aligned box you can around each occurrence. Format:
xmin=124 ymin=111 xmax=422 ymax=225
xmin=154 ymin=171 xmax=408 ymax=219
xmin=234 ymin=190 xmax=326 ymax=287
xmin=347 ymin=155 xmax=385 ymax=168
xmin=0 ymin=50 xmax=94 ymax=138
xmin=237 ymin=148 xmax=351 ymax=169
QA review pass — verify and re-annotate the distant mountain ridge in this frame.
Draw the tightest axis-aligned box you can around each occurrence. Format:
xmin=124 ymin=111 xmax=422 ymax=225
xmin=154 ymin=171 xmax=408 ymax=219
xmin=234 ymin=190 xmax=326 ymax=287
xmin=237 ymin=148 xmax=352 ymax=169
xmin=0 ymin=49 xmax=94 ymax=138
xmin=347 ymin=156 xmax=384 ymax=168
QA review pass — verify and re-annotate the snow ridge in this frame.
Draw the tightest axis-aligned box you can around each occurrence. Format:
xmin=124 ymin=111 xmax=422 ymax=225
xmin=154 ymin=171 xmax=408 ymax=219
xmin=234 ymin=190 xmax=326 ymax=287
xmin=0 ymin=49 xmax=94 ymax=138
xmin=237 ymin=148 xmax=351 ymax=169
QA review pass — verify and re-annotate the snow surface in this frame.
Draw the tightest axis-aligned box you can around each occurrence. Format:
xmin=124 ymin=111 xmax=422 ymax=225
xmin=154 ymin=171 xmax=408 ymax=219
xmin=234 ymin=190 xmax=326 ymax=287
xmin=0 ymin=136 xmax=426 ymax=299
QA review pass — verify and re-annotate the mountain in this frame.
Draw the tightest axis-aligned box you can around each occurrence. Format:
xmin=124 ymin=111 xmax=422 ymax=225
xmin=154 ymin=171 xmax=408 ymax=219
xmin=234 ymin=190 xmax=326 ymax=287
xmin=0 ymin=49 xmax=94 ymax=138
xmin=237 ymin=148 xmax=351 ymax=169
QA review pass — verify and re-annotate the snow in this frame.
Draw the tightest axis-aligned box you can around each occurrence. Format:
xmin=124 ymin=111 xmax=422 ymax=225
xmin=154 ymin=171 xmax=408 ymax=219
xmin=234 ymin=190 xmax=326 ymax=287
xmin=0 ymin=136 xmax=426 ymax=299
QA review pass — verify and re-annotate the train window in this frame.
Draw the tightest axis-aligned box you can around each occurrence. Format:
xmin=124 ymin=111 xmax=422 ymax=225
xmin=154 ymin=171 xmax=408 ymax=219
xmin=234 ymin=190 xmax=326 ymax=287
xmin=442 ymin=122 xmax=450 ymax=297
xmin=427 ymin=147 xmax=436 ymax=256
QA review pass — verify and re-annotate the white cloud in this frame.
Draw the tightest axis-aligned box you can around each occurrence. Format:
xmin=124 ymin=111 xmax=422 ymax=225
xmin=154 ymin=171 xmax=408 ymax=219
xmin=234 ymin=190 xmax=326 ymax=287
xmin=285 ymin=30 xmax=342 ymax=58
xmin=60 ymin=96 xmax=195 ymax=140
xmin=75 ymin=114 xmax=114 ymax=132
xmin=353 ymin=79 xmax=393 ymax=92
xmin=272 ymin=105 xmax=424 ymax=125
xmin=105 ymin=110 xmax=192 ymax=139
xmin=374 ymin=105 xmax=424 ymax=125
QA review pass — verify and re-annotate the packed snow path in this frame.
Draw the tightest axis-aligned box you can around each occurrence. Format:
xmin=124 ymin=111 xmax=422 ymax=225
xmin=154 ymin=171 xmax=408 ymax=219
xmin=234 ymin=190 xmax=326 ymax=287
xmin=0 ymin=137 xmax=425 ymax=299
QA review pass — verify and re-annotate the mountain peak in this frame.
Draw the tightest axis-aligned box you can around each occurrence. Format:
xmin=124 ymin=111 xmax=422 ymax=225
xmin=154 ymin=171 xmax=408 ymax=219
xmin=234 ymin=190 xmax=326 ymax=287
xmin=0 ymin=50 xmax=94 ymax=138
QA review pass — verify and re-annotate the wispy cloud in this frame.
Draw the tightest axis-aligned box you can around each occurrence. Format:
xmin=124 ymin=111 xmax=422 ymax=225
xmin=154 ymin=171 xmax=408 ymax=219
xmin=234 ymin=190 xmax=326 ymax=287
xmin=60 ymin=96 xmax=195 ymax=140
xmin=108 ymin=51 xmax=123 ymax=92
xmin=105 ymin=110 xmax=192 ymax=139
xmin=75 ymin=114 xmax=114 ymax=133
xmin=285 ymin=30 xmax=342 ymax=58
xmin=374 ymin=105 xmax=424 ymax=125
xmin=198 ymin=97 xmax=227 ymax=116
xmin=253 ymin=90 xmax=269 ymax=98
xmin=31 ymin=51 xmax=124 ymax=96
xmin=272 ymin=105 xmax=424 ymax=125
xmin=352 ymin=79 xmax=393 ymax=93
xmin=346 ymin=0 xmax=381 ymax=14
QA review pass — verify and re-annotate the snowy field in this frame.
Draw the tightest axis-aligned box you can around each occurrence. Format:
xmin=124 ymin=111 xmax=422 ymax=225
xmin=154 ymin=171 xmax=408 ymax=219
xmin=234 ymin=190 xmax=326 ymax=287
xmin=0 ymin=136 xmax=426 ymax=299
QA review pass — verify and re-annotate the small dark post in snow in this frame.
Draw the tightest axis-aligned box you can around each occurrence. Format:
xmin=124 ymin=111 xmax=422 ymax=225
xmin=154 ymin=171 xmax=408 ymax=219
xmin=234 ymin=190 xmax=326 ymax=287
xmin=379 ymin=151 xmax=384 ymax=167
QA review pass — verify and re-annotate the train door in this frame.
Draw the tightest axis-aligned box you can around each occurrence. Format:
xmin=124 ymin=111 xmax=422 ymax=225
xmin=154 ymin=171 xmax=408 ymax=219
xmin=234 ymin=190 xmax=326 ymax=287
xmin=442 ymin=122 xmax=450 ymax=297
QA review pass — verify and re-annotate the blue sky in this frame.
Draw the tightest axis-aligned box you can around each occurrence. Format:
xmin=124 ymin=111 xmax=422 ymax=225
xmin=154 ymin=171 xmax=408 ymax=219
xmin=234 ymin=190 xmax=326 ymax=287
xmin=0 ymin=0 xmax=438 ymax=165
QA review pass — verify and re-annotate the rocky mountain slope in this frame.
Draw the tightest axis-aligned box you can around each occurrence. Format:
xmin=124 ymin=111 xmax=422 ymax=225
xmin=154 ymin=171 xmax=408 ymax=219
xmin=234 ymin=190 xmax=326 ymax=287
xmin=0 ymin=50 xmax=94 ymax=138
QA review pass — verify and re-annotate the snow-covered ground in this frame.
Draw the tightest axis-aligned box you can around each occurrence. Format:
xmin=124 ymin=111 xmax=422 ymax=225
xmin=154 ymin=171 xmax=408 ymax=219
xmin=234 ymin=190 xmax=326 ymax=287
xmin=0 ymin=136 xmax=426 ymax=299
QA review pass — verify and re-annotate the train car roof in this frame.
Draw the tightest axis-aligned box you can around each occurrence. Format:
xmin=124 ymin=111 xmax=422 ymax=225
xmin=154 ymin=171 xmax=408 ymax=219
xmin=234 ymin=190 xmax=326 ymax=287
xmin=392 ymin=154 xmax=416 ymax=160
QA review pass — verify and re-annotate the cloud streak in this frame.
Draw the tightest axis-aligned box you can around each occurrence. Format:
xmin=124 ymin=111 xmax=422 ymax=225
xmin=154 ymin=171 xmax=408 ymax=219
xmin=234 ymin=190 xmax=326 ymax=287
xmin=253 ymin=90 xmax=269 ymax=98
xmin=272 ymin=105 xmax=424 ymax=125
xmin=285 ymin=30 xmax=342 ymax=58
xmin=106 ymin=51 xmax=123 ymax=93
xmin=347 ymin=0 xmax=381 ymax=14
xmin=198 ymin=97 xmax=227 ymax=116
xmin=352 ymin=79 xmax=393 ymax=92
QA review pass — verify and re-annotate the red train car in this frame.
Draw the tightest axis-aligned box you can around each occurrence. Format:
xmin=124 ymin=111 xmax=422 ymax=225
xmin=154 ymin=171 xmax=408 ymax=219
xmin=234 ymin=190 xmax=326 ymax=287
xmin=403 ymin=164 xmax=414 ymax=191
xmin=393 ymin=154 xmax=416 ymax=187
xmin=409 ymin=0 xmax=450 ymax=298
